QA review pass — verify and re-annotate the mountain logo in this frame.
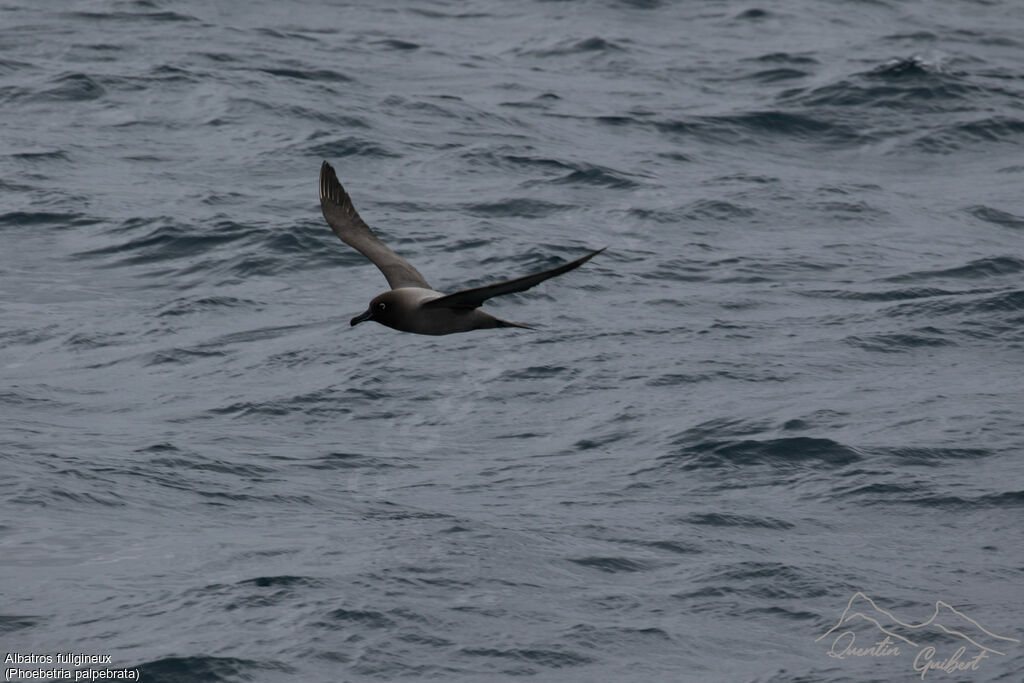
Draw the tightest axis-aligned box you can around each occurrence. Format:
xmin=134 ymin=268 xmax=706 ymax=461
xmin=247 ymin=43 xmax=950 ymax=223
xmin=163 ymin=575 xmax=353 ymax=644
xmin=816 ymin=592 xmax=1018 ymax=678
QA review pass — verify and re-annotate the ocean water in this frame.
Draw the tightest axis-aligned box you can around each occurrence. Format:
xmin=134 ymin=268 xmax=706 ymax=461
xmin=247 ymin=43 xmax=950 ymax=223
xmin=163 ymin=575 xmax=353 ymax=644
xmin=2 ymin=1 xmax=1023 ymax=681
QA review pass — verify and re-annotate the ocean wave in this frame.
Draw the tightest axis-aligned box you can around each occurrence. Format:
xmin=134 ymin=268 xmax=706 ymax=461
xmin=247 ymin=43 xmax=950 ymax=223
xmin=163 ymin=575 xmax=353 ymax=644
xmin=0 ymin=615 xmax=39 ymax=634
xmin=137 ymin=656 xmax=293 ymax=683
xmin=462 ymin=150 xmax=642 ymax=188
xmin=568 ymin=556 xmax=653 ymax=573
xmin=779 ymin=56 xmax=978 ymax=112
xmin=564 ymin=624 xmax=672 ymax=649
xmin=651 ymin=110 xmax=868 ymax=147
xmin=520 ymin=36 xmax=627 ymax=58
xmin=843 ymin=327 xmax=956 ymax=353
xmin=463 ymin=198 xmax=573 ymax=218
xmin=873 ymin=289 xmax=1024 ymax=344
xmin=256 ymin=66 xmax=353 ymax=83
xmin=6 ymin=150 xmax=69 ymax=162
xmin=800 ymin=286 xmax=973 ymax=302
xmin=745 ymin=51 xmax=819 ymax=66
xmin=662 ymin=436 xmax=862 ymax=472
xmin=909 ymin=116 xmax=1024 ymax=153
xmin=76 ymin=218 xmax=257 ymax=265
xmin=157 ymin=296 xmax=262 ymax=317
xmin=0 ymin=211 xmax=97 ymax=228
xmin=307 ymin=135 xmax=395 ymax=160
xmin=879 ymin=446 xmax=995 ymax=465
xmin=63 ymin=10 xmax=199 ymax=23
xmin=143 ymin=347 xmax=228 ymax=366
xmin=30 ymin=73 xmax=106 ymax=102
xmin=683 ymin=561 xmax=827 ymax=601
xmin=225 ymin=98 xmax=369 ymax=127
xmin=208 ymin=390 xmax=357 ymax=420
xmin=746 ymin=67 xmax=810 ymax=83
xmin=844 ymin=487 xmax=1024 ymax=511
xmin=678 ymin=512 xmax=794 ymax=530
xmin=457 ymin=646 xmax=592 ymax=670
xmin=369 ymin=39 xmax=421 ymax=51
xmin=885 ymin=255 xmax=1024 ymax=282
xmin=965 ymin=204 xmax=1024 ymax=230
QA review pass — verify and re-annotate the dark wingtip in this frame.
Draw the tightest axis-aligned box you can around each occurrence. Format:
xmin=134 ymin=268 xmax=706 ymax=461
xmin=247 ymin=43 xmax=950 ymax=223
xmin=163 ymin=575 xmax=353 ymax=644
xmin=319 ymin=160 xmax=343 ymax=203
xmin=565 ymin=245 xmax=606 ymax=270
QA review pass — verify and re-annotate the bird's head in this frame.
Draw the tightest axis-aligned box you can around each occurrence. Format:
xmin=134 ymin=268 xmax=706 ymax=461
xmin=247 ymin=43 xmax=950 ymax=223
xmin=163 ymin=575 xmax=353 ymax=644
xmin=351 ymin=291 xmax=400 ymax=328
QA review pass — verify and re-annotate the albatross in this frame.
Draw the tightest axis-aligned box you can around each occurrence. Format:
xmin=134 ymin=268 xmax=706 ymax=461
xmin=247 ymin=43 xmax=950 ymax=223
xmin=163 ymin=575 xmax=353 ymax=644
xmin=318 ymin=160 xmax=604 ymax=335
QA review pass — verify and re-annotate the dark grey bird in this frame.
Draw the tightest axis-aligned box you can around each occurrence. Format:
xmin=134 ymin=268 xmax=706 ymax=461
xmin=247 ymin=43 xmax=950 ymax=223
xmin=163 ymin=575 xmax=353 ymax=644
xmin=318 ymin=161 xmax=604 ymax=335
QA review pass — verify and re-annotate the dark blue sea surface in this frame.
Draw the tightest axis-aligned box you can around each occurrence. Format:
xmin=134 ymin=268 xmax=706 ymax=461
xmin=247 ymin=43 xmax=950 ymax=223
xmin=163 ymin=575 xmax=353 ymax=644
xmin=2 ymin=1 xmax=1023 ymax=681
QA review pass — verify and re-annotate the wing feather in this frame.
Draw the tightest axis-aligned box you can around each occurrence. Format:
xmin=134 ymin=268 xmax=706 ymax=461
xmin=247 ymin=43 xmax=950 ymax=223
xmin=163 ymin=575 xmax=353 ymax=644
xmin=423 ymin=247 xmax=605 ymax=310
xmin=319 ymin=161 xmax=430 ymax=290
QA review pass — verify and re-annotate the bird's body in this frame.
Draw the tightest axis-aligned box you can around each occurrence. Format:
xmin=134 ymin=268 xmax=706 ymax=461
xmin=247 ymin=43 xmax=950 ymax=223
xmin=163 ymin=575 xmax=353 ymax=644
xmin=352 ymin=287 xmax=529 ymax=335
xmin=318 ymin=160 xmax=603 ymax=335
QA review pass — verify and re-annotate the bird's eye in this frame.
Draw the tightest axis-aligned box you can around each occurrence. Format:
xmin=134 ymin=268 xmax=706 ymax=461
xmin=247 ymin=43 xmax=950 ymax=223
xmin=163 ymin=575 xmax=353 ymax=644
xmin=377 ymin=302 xmax=386 ymax=311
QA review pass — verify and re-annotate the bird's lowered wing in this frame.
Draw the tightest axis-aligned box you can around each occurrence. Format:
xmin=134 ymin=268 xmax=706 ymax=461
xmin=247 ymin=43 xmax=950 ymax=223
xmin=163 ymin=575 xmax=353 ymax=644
xmin=423 ymin=247 xmax=605 ymax=310
xmin=319 ymin=161 xmax=431 ymax=290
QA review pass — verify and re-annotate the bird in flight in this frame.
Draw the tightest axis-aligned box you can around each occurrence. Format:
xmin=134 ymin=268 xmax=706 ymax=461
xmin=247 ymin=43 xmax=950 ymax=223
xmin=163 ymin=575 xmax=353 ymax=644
xmin=318 ymin=161 xmax=604 ymax=335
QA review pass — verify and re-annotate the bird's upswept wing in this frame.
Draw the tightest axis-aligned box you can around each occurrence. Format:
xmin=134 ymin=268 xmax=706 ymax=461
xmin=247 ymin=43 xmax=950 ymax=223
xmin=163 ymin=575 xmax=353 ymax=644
xmin=319 ymin=161 xmax=431 ymax=290
xmin=423 ymin=247 xmax=605 ymax=310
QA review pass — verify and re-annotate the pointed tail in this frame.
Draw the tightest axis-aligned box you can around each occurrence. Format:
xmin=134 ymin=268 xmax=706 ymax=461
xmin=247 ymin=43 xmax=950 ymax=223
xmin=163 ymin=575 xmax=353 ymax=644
xmin=495 ymin=318 xmax=535 ymax=330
